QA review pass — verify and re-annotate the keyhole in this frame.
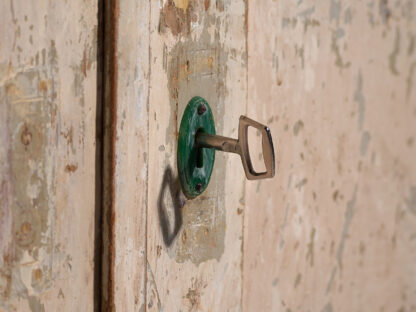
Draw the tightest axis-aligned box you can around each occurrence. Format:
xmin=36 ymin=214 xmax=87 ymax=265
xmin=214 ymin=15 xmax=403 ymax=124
xmin=196 ymin=128 xmax=205 ymax=168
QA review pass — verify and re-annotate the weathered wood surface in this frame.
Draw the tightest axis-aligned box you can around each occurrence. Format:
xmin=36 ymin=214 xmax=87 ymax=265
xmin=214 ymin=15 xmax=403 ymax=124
xmin=146 ymin=0 xmax=247 ymax=310
xmin=0 ymin=0 xmax=98 ymax=311
xmin=101 ymin=0 xmax=150 ymax=310
xmin=108 ymin=0 xmax=416 ymax=311
xmin=106 ymin=0 xmax=248 ymax=310
xmin=244 ymin=1 xmax=416 ymax=311
xmin=3 ymin=0 xmax=414 ymax=311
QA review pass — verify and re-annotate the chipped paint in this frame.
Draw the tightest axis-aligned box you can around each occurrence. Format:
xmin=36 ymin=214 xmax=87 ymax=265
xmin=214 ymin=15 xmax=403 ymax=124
xmin=354 ymin=70 xmax=365 ymax=131
xmin=331 ymin=29 xmax=351 ymax=69
xmin=326 ymin=185 xmax=358 ymax=293
xmin=306 ymin=227 xmax=316 ymax=266
xmin=243 ymin=1 xmax=416 ymax=311
xmin=161 ymin=0 xmax=229 ymax=265
xmin=407 ymin=186 xmax=416 ymax=214
xmin=360 ymin=131 xmax=371 ymax=156
xmin=406 ymin=61 xmax=416 ymax=100
xmin=0 ymin=65 xmax=62 ymax=310
xmin=1 ymin=1 xmax=97 ymax=310
xmin=293 ymin=120 xmax=304 ymax=136
xmin=389 ymin=28 xmax=401 ymax=75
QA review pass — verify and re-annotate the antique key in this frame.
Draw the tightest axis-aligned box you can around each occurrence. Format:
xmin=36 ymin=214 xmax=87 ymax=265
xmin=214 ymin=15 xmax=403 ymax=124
xmin=177 ymin=96 xmax=275 ymax=198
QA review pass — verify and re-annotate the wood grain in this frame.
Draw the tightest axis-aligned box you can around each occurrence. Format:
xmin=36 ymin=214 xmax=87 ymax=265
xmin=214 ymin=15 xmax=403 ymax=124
xmin=243 ymin=1 xmax=416 ymax=311
xmin=100 ymin=0 xmax=150 ymax=310
xmin=145 ymin=0 xmax=247 ymax=310
xmin=0 ymin=0 xmax=98 ymax=310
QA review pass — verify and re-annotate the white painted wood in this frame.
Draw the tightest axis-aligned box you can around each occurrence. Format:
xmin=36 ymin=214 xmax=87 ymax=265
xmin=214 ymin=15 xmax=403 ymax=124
xmin=0 ymin=0 xmax=98 ymax=310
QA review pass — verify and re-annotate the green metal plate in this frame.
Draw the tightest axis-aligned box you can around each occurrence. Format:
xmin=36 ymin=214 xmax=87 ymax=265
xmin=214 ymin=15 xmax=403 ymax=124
xmin=177 ymin=96 xmax=216 ymax=199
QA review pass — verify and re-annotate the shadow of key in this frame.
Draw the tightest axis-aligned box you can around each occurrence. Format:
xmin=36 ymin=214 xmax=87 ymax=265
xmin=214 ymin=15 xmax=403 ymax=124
xmin=157 ymin=165 xmax=186 ymax=246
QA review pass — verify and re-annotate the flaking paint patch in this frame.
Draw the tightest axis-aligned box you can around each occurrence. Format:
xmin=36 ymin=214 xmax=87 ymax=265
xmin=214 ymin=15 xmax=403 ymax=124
xmin=344 ymin=7 xmax=353 ymax=24
xmin=146 ymin=261 xmax=161 ymax=311
xmin=183 ymin=277 xmax=206 ymax=310
xmin=295 ymin=178 xmax=308 ymax=190
xmin=306 ymin=227 xmax=316 ymax=266
xmin=360 ymin=131 xmax=371 ymax=156
xmin=293 ymin=120 xmax=304 ymax=136
xmin=329 ymin=0 xmax=341 ymax=23
xmin=406 ymin=61 xmax=416 ymax=100
xmin=298 ymin=6 xmax=315 ymax=19
xmin=173 ymin=0 xmax=189 ymax=12
xmin=159 ymin=0 xmax=196 ymax=36
xmin=354 ymin=70 xmax=365 ymax=131
xmin=407 ymin=186 xmax=416 ymax=214
xmin=28 ymin=295 xmax=45 ymax=312
xmin=0 ymin=48 xmax=64 ymax=309
xmin=379 ymin=0 xmax=391 ymax=25
xmin=326 ymin=185 xmax=357 ymax=293
xmin=279 ymin=204 xmax=290 ymax=249
xmin=331 ymin=29 xmax=351 ymax=69
xmin=294 ymin=273 xmax=302 ymax=288
xmin=321 ymin=302 xmax=334 ymax=312
xmin=337 ymin=185 xmax=357 ymax=269
xmin=389 ymin=28 xmax=401 ymax=76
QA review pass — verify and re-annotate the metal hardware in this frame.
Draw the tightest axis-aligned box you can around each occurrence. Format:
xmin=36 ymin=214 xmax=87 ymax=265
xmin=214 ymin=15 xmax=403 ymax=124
xmin=177 ymin=97 xmax=216 ymax=199
xmin=196 ymin=116 xmax=275 ymax=180
xmin=177 ymin=96 xmax=275 ymax=199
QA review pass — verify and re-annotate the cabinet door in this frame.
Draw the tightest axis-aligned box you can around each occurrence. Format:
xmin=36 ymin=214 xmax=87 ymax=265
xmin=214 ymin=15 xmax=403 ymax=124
xmin=0 ymin=1 xmax=98 ymax=311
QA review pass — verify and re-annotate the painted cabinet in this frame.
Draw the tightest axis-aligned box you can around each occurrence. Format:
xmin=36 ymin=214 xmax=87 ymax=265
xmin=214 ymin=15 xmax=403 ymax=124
xmin=1 ymin=0 xmax=416 ymax=311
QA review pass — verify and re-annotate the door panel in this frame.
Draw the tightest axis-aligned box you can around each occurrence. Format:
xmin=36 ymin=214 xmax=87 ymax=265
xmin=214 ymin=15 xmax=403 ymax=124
xmin=104 ymin=0 xmax=248 ymax=310
xmin=2 ymin=0 xmax=414 ymax=311
xmin=100 ymin=0 xmax=150 ymax=310
xmin=244 ymin=1 xmax=416 ymax=311
xmin=146 ymin=1 xmax=247 ymax=310
xmin=0 ymin=1 xmax=98 ymax=310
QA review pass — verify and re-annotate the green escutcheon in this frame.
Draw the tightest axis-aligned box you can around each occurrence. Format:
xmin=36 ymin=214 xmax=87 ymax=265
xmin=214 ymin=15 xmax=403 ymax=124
xmin=177 ymin=96 xmax=216 ymax=199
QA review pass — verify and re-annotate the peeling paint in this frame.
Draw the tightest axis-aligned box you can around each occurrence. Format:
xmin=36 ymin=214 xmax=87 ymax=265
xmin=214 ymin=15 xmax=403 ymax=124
xmin=407 ymin=186 xmax=416 ymax=214
xmin=406 ymin=61 xmax=416 ymax=100
xmin=295 ymin=178 xmax=308 ymax=190
xmin=354 ymin=70 xmax=365 ymax=131
xmin=161 ymin=0 xmax=228 ymax=265
xmin=294 ymin=273 xmax=302 ymax=288
xmin=321 ymin=302 xmax=334 ymax=312
xmin=344 ymin=7 xmax=353 ymax=24
xmin=360 ymin=131 xmax=371 ymax=156
xmin=326 ymin=186 xmax=358 ymax=293
xmin=306 ymin=227 xmax=316 ymax=266
xmin=293 ymin=120 xmax=304 ymax=136
xmin=329 ymin=0 xmax=341 ymax=23
xmin=146 ymin=261 xmax=161 ymax=311
xmin=389 ymin=28 xmax=401 ymax=76
xmin=337 ymin=186 xmax=357 ymax=269
xmin=183 ymin=277 xmax=206 ymax=310
xmin=379 ymin=0 xmax=391 ymax=25
xmin=331 ymin=29 xmax=351 ymax=69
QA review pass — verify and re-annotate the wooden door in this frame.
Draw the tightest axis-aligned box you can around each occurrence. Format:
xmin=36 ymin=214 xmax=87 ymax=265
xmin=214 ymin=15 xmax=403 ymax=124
xmin=1 ymin=0 xmax=416 ymax=311
xmin=103 ymin=0 xmax=248 ymax=310
xmin=106 ymin=0 xmax=416 ymax=311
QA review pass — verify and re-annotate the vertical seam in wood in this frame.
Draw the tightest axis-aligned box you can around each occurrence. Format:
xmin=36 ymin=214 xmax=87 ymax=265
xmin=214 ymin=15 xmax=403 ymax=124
xmin=241 ymin=0 xmax=249 ymax=311
xmin=144 ymin=1 xmax=152 ymax=311
xmin=102 ymin=0 xmax=119 ymax=310
xmin=94 ymin=0 xmax=105 ymax=310
xmin=108 ymin=0 xmax=118 ymax=309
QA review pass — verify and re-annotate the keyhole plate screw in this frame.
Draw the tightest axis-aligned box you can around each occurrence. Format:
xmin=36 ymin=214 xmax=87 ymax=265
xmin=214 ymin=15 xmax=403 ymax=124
xmin=198 ymin=105 xmax=206 ymax=115
xmin=195 ymin=183 xmax=203 ymax=192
